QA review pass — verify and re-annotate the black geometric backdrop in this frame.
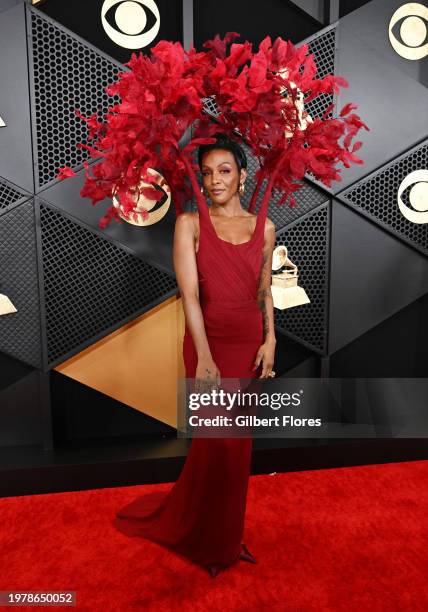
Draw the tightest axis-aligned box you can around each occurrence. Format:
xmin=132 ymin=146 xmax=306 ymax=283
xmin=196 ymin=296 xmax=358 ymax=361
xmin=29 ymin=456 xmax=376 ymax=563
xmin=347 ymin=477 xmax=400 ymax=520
xmin=38 ymin=200 xmax=177 ymax=368
xmin=340 ymin=140 xmax=428 ymax=257
xmin=0 ymin=0 xmax=427 ymax=374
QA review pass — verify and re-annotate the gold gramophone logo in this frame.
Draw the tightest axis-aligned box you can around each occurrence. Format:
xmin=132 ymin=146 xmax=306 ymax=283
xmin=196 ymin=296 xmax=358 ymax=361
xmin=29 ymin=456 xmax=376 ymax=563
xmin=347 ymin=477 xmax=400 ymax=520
xmin=388 ymin=3 xmax=428 ymax=59
xmin=112 ymin=167 xmax=171 ymax=226
xmin=101 ymin=0 xmax=160 ymax=49
xmin=397 ymin=169 xmax=428 ymax=223
xmin=273 ymin=67 xmax=313 ymax=138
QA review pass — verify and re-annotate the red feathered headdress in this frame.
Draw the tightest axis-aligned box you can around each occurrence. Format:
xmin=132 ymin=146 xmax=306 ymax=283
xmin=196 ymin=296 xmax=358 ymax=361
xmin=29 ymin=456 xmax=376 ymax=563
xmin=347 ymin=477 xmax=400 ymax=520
xmin=58 ymin=32 xmax=369 ymax=229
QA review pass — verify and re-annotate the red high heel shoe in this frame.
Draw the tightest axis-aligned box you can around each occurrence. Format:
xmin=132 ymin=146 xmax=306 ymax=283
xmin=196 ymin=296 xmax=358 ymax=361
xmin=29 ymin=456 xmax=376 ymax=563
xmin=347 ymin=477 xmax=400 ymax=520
xmin=207 ymin=563 xmax=222 ymax=578
xmin=206 ymin=543 xmax=257 ymax=576
xmin=239 ymin=542 xmax=257 ymax=564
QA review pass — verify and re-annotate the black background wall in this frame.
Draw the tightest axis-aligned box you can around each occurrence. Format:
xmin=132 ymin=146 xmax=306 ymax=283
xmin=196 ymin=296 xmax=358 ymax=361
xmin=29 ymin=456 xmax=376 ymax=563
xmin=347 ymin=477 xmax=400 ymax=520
xmin=0 ymin=0 xmax=427 ymax=495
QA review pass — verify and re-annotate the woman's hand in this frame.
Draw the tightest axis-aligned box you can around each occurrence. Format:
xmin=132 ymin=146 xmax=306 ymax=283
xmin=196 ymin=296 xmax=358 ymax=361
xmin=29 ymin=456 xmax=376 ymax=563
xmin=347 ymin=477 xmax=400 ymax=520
xmin=253 ymin=340 xmax=276 ymax=378
xmin=195 ymin=356 xmax=221 ymax=393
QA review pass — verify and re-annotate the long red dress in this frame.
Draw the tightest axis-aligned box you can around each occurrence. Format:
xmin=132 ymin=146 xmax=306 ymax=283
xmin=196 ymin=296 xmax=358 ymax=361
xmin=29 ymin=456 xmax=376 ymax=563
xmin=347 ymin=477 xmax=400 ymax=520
xmin=113 ymin=171 xmax=276 ymax=576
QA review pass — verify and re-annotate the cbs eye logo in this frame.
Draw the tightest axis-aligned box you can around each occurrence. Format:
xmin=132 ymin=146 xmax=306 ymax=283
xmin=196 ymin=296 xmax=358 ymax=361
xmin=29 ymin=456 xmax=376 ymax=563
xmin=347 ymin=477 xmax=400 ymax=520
xmin=101 ymin=0 xmax=160 ymax=49
xmin=388 ymin=3 xmax=428 ymax=60
xmin=397 ymin=169 xmax=428 ymax=224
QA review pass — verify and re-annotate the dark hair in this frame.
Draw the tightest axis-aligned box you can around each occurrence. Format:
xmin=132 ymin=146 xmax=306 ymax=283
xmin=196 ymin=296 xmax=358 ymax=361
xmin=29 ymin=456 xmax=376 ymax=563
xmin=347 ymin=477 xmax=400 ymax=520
xmin=197 ymin=132 xmax=247 ymax=173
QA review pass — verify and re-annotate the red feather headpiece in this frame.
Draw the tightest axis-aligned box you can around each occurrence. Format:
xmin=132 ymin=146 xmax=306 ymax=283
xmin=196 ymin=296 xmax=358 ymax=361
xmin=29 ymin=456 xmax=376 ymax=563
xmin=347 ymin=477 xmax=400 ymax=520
xmin=57 ymin=32 xmax=369 ymax=229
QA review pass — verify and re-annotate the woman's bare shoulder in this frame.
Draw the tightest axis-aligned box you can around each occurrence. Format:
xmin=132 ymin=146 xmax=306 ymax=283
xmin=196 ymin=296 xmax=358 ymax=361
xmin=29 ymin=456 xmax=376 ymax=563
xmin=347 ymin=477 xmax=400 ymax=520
xmin=265 ymin=216 xmax=275 ymax=231
xmin=175 ymin=211 xmax=199 ymax=225
xmin=175 ymin=212 xmax=199 ymax=236
xmin=261 ymin=216 xmax=276 ymax=238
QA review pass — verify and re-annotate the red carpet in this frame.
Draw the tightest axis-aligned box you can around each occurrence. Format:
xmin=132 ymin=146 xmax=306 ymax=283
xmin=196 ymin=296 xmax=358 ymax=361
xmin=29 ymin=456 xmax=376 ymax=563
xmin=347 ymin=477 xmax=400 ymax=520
xmin=0 ymin=459 xmax=427 ymax=611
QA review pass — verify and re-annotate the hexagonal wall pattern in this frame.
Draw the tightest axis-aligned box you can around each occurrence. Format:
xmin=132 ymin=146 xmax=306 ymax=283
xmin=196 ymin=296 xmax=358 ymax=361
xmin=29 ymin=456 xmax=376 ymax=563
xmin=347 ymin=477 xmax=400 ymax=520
xmin=339 ymin=140 xmax=428 ymax=257
xmin=0 ymin=177 xmax=29 ymax=214
xmin=0 ymin=198 xmax=42 ymax=368
xmin=274 ymin=203 xmax=330 ymax=354
xmin=38 ymin=200 xmax=177 ymax=368
xmin=28 ymin=6 xmax=122 ymax=191
xmin=300 ymin=25 xmax=336 ymax=122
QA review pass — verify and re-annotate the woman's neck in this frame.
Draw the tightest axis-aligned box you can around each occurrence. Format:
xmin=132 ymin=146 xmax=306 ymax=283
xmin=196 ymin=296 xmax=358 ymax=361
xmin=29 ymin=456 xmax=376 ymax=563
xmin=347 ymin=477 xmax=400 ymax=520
xmin=210 ymin=194 xmax=245 ymax=218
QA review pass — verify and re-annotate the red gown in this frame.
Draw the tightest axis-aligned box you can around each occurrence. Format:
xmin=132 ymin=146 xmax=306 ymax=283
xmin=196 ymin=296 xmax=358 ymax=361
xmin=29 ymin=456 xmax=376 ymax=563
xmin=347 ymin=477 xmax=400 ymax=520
xmin=113 ymin=169 xmax=276 ymax=576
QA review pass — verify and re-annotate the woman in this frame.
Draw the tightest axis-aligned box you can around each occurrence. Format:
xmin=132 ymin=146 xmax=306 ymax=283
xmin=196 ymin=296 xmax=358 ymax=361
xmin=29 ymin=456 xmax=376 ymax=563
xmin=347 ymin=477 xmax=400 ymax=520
xmin=114 ymin=133 xmax=277 ymax=577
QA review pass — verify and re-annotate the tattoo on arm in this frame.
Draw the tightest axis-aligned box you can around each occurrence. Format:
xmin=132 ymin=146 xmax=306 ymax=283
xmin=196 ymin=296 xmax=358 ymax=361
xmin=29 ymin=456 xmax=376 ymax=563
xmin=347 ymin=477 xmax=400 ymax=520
xmin=259 ymin=296 xmax=270 ymax=338
xmin=257 ymin=250 xmax=271 ymax=339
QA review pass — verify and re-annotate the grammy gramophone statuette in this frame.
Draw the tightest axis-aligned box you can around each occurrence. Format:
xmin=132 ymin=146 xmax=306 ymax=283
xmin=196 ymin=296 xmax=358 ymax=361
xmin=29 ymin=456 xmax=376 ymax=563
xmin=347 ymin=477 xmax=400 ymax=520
xmin=270 ymin=245 xmax=310 ymax=310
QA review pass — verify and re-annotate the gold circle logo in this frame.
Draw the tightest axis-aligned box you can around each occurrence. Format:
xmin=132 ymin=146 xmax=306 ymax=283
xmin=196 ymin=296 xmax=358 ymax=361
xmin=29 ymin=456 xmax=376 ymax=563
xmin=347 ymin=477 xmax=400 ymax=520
xmin=388 ymin=3 xmax=428 ymax=60
xmin=112 ymin=168 xmax=171 ymax=226
xmin=397 ymin=169 xmax=428 ymax=223
xmin=101 ymin=0 xmax=160 ymax=49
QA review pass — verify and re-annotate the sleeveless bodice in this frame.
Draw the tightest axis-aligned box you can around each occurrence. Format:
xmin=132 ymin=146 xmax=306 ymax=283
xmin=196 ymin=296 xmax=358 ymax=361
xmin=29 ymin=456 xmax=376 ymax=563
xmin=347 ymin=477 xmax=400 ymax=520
xmin=182 ymin=172 xmax=276 ymax=377
xmin=195 ymin=199 xmax=268 ymax=307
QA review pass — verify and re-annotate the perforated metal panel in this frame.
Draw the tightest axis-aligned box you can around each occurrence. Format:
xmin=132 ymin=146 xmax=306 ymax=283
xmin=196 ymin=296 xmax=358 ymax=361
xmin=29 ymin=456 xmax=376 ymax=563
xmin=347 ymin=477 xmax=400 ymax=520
xmin=254 ymin=182 xmax=329 ymax=230
xmin=0 ymin=176 xmax=29 ymax=214
xmin=300 ymin=26 xmax=337 ymax=186
xmin=238 ymin=143 xmax=329 ymax=227
xmin=339 ymin=141 xmax=428 ymax=257
xmin=0 ymin=198 xmax=43 ymax=368
xmin=28 ymin=6 xmax=121 ymax=191
xmin=302 ymin=26 xmax=337 ymax=122
xmin=274 ymin=203 xmax=329 ymax=354
xmin=38 ymin=202 xmax=177 ymax=367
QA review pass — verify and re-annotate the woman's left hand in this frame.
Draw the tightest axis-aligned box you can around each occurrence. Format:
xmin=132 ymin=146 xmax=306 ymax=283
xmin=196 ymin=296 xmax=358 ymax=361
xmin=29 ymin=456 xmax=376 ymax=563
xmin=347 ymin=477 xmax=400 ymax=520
xmin=253 ymin=340 xmax=276 ymax=378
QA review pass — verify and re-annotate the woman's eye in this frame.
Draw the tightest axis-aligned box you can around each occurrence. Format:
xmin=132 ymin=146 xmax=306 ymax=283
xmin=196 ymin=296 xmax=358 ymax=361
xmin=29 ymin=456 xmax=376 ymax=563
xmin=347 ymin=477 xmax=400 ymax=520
xmin=202 ymin=169 xmax=230 ymax=175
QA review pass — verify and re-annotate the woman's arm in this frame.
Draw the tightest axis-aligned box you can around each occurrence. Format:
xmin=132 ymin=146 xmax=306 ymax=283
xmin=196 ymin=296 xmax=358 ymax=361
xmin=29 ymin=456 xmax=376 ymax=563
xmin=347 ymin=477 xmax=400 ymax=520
xmin=173 ymin=213 xmax=221 ymax=388
xmin=254 ymin=218 xmax=277 ymax=378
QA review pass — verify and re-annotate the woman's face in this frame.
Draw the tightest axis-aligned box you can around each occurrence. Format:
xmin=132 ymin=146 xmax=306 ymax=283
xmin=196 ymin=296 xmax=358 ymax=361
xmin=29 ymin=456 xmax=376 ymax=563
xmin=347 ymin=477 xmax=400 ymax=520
xmin=201 ymin=148 xmax=246 ymax=203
